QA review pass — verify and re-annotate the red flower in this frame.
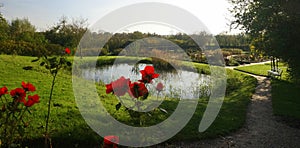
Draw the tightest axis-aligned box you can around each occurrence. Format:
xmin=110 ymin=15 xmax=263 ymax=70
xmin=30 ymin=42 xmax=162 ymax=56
xmin=139 ymin=66 xmax=159 ymax=83
xmin=10 ymin=88 xmax=26 ymax=103
xmin=103 ymin=135 xmax=119 ymax=148
xmin=25 ymin=94 xmax=40 ymax=107
xmin=21 ymin=81 xmax=36 ymax=92
xmin=156 ymin=82 xmax=164 ymax=92
xmin=65 ymin=47 xmax=71 ymax=54
xmin=128 ymin=82 xmax=149 ymax=98
xmin=106 ymin=76 xmax=130 ymax=96
xmin=0 ymin=86 xmax=8 ymax=97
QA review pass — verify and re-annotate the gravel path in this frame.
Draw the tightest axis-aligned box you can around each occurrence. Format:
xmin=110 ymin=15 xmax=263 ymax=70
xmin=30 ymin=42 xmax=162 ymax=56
xmin=156 ymin=75 xmax=300 ymax=148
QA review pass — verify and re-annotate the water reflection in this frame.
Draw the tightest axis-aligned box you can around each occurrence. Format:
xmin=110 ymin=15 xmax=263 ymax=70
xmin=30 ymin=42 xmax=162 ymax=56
xmin=82 ymin=64 xmax=211 ymax=99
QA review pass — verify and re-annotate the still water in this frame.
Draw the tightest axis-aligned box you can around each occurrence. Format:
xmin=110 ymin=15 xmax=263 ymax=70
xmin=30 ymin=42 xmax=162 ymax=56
xmin=82 ymin=64 xmax=211 ymax=99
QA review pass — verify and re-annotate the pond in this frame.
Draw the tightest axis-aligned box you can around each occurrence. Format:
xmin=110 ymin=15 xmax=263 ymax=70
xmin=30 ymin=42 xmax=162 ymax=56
xmin=81 ymin=63 xmax=211 ymax=99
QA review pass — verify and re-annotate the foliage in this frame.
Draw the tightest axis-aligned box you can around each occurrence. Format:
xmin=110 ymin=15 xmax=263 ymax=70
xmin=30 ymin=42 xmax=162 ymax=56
xmin=229 ymin=0 xmax=300 ymax=82
xmin=272 ymin=79 xmax=300 ymax=120
xmin=25 ymin=48 xmax=72 ymax=147
xmin=0 ymin=82 xmax=40 ymax=147
xmin=0 ymin=15 xmax=87 ymax=56
xmin=226 ymin=58 xmax=240 ymax=66
xmin=0 ymin=14 xmax=9 ymax=41
xmin=215 ymin=34 xmax=250 ymax=49
xmin=45 ymin=16 xmax=88 ymax=52
xmin=105 ymin=65 xmax=167 ymax=125
xmin=0 ymin=13 xmax=255 ymax=62
xmin=0 ymin=40 xmax=65 ymax=56
xmin=10 ymin=18 xmax=36 ymax=42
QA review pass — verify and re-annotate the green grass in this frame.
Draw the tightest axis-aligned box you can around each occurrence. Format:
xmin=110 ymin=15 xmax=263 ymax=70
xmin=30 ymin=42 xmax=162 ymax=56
xmin=0 ymin=55 xmax=101 ymax=147
xmin=0 ymin=55 xmax=257 ymax=147
xmin=234 ymin=62 xmax=288 ymax=79
xmin=272 ymin=80 xmax=300 ymax=119
xmin=233 ymin=63 xmax=300 ymax=120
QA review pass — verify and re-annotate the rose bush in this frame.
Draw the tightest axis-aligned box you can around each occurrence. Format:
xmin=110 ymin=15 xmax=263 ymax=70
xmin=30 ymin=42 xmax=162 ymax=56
xmin=105 ymin=65 xmax=165 ymax=125
xmin=0 ymin=82 xmax=40 ymax=147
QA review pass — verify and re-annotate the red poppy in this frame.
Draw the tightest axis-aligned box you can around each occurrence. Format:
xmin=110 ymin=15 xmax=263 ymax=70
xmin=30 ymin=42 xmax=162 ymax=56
xmin=0 ymin=86 xmax=8 ymax=97
xmin=128 ymin=82 xmax=148 ymax=98
xmin=106 ymin=76 xmax=130 ymax=96
xmin=21 ymin=81 xmax=36 ymax=92
xmin=103 ymin=135 xmax=119 ymax=148
xmin=10 ymin=88 xmax=26 ymax=103
xmin=156 ymin=82 xmax=164 ymax=92
xmin=139 ymin=66 xmax=159 ymax=83
xmin=65 ymin=47 xmax=71 ymax=54
xmin=25 ymin=94 xmax=40 ymax=107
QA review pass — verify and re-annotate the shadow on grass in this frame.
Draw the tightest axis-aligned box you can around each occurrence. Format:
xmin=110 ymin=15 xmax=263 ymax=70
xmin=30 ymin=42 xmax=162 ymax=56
xmin=272 ymin=79 xmax=300 ymax=127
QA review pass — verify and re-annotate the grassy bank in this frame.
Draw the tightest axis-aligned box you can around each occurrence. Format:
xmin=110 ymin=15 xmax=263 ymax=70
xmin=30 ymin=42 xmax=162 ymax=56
xmin=0 ymin=55 xmax=256 ymax=147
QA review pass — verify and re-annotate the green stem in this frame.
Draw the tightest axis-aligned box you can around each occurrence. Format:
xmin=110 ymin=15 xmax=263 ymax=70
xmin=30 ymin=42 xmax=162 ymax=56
xmin=5 ymin=101 xmax=25 ymax=146
xmin=45 ymin=71 xmax=57 ymax=147
xmin=9 ymin=106 xmax=27 ymax=140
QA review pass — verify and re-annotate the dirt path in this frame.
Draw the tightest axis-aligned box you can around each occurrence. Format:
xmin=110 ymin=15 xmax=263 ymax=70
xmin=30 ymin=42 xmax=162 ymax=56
xmin=157 ymin=75 xmax=300 ymax=147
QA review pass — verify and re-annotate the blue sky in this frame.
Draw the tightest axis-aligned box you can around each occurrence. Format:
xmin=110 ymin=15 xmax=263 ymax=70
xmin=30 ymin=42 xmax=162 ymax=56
xmin=1 ymin=0 xmax=237 ymax=35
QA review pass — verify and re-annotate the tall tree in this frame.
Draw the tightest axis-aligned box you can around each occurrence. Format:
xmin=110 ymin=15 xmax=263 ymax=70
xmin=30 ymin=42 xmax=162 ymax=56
xmin=10 ymin=18 xmax=36 ymax=41
xmin=0 ymin=14 xmax=9 ymax=41
xmin=229 ymin=0 xmax=300 ymax=81
xmin=45 ymin=16 xmax=87 ymax=49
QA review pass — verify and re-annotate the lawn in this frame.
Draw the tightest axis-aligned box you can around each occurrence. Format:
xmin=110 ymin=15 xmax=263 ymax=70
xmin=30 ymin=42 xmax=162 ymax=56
xmin=0 ymin=55 xmax=256 ymax=147
xmin=272 ymin=80 xmax=300 ymax=119
xmin=233 ymin=63 xmax=300 ymax=120
xmin=234 ymin=62 xmax=289 ymax=79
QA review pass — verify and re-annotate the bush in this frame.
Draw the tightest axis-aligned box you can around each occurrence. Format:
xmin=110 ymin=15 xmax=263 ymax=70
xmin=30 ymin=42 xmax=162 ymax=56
xmin=0 ymin=40 xmax=64 ymax=56
xmin=222 ymin=48 xmax=243 ymax=55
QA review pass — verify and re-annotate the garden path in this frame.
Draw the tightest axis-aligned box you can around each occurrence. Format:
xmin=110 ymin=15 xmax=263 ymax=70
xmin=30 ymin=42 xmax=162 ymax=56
xmin=156 ymin=70 xmax=300 ymax=147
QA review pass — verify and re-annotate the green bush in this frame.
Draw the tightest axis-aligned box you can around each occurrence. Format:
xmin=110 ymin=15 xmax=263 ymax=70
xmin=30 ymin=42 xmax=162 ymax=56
xmin=0 ymin=40 xmax=64 ymax=56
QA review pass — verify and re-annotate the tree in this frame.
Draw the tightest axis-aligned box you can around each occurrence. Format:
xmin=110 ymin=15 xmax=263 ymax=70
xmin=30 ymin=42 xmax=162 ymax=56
xmin=10 ymin=18 xmax=36 ymax=41
xmin=0 ymin=14 xmax=9 ymax=41
xmin=45 ymin=16 xmax=88 ymax=50
xmin=229 ymin=0 xmax=300 ymax=82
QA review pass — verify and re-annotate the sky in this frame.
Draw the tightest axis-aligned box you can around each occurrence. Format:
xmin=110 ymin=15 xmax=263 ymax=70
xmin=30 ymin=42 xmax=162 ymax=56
xmin=0 ymin=0 xmax=239 ymax=35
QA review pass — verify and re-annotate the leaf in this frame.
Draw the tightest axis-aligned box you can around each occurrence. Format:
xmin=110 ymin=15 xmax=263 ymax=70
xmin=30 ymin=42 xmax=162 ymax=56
xmin=27 ymin=109 xmax=32 ymax=114
xmin=115 ymin=102 xmax=122 ymax=111
xmin=49 ymin=57 xmax=57 ymax=64
xmin=159 ymin=107 xmax=168 ymax=114
xmin=31 ymin=58 xmax=39 ymax=62
xmin=51 ymin=70 xmax=58 ymax=75
xmin=50 ymin=63 xmax=57 ymax=69
xmin=59 ymin=57 xmax=65 ymax=64
xmin=40 ymin=62 xmax=45 ymax=66
xmin=66 ymin=61 xmax=72 ymax=66
xmin=23 ymin=66 xmax=33 ymax=70
xmin=17 ymin=125 xmax=25 ymax=136
xmin=142 ymin=93 xmax=149 ymax=100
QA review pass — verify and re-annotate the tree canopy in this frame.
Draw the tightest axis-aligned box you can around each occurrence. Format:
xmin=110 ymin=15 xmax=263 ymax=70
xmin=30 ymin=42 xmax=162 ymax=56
xmin=229 ymin=0 xmax=300 ymax=81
